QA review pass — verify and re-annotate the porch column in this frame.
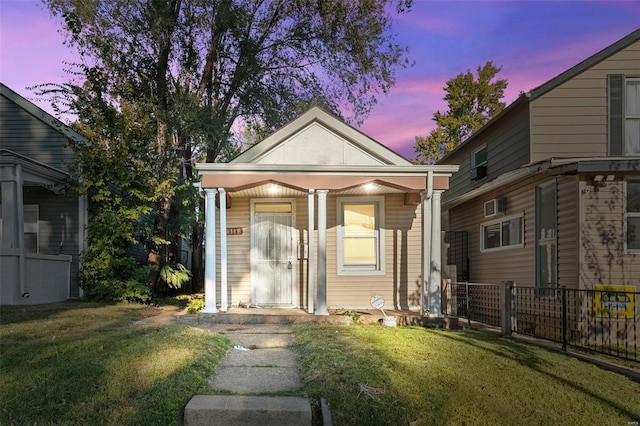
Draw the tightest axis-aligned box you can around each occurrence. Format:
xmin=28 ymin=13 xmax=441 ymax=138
xmin=307 ymin=189 xmax=315 ymax=314
xmin=1 ymin=164 xmax=26 ymax=299
xmin=316 ymin=189 xmax=329 ymax=315
xmin=202 ymin=188 xmax=217 ymax=313
xmin=421 ymin=191 xmax=432 ymax=317
xmin=218 ymin=188 xmax=228 ymax=312
xmin=428 ymin=190 xmax=443 ymax=318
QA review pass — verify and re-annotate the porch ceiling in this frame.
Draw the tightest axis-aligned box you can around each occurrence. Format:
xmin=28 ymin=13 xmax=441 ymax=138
xmin=228 ymin=181 xmax=408 ymax=198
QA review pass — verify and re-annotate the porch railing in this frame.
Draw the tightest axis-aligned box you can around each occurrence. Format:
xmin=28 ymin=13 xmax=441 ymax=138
xmin=443 ymin=281 xmax=639 ymax=363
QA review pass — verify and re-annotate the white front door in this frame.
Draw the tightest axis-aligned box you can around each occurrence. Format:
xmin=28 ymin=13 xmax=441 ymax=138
xmin=252 ymin=201 xmax=296 ymax=306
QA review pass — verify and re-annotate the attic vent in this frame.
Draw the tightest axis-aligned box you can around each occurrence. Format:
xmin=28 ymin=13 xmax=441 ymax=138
xmin=484 ymin=198 xmax=506 ymax=218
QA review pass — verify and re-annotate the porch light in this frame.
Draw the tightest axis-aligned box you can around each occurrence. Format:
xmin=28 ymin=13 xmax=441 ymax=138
xmin=364 ymin=182 xmax=376 ymax=192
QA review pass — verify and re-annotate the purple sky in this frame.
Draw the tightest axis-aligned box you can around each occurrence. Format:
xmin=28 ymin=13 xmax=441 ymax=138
xmin=1 ymin=1 xmax=639 ymax=159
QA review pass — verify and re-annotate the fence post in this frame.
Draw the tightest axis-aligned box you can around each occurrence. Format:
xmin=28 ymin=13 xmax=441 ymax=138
xmin=502 ymin=281 xmax=516 ymax=336
xmin=561 ymin=286 xmax=567 ymax=352
xmin=465 ymin=282 xmax=470 ymax=326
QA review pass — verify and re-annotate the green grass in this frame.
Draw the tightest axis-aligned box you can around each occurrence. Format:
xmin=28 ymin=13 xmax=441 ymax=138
xmin=0 ymin=301 xmax=231 ymax=425
xmin=293 ymin=324 xmax=640 ymax=426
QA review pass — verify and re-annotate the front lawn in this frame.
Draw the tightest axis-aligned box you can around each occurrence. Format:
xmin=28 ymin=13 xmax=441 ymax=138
xmin=294 ymin=324 xmax=640 ymax=426
xmin=0 ymin=302 xmax=230 ymax=425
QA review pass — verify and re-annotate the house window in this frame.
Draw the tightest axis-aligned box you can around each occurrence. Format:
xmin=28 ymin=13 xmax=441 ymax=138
xmin=480 ymin=214 xmax=523 ymax=252
xmin=337 ymin=197 xmax=384 ymax=274
xmin=626 ymin=179 xmax=640 ymax=252
xmin=608 ymin=75 xmax=640 ymax=156
xmin=0 ymin=204 xmax=39 ymax=253
xmin=536 ymin=183 xmax=557 ymax=290
xmin=626 ymin=78 xmax=640 ymax=155
xmin=471 ymin=145 xmax=487 ymax=180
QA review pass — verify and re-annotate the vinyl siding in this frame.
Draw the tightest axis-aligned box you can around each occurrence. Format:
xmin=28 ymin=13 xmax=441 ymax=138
xmin=557 ymin=175 xmax=579 ymax=289
xmin=578 ymin=177 xmax=640 ymax=289
xmin=530 ymin=40 xmax=640 ymax=162
xmin=448 ymin=175 xmax=544 ymax=287
xmin=326 ymin=193 xmax=422 ymax=310
xmin=215 ymin=198 xmax=252 ymax=306
xmin=441 ymin=102 xmax=530 ymax=203
xmin=0 ymin=94 xmax=77 ymax=172
xmin=218 ymin=193 xmax=423 ymax=310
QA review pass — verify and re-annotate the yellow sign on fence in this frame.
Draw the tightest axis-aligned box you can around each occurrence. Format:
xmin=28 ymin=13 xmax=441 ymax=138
xmin=594 ymin=285 xmax=636 ymax=318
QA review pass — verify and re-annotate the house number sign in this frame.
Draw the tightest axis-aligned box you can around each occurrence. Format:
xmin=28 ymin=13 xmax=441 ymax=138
xmin=227 ymin=227 xmax=243 ymax=236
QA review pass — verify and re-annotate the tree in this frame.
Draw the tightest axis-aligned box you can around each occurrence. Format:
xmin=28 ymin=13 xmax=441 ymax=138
xmin=40 ymin=0 xmax=413 ymax=295
xmin=414 ymin=61 xmax=507 ymax=164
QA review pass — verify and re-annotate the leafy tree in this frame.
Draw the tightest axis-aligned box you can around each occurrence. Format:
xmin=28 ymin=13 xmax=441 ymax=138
xmin=40 ymin=0 xmax=413 ymax=295
xmin=414 ymin=61 xmax=507 ymax=164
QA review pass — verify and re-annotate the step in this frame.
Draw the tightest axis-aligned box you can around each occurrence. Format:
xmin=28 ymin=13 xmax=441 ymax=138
xmin=184 ymin=395 xmax=311 ymax=426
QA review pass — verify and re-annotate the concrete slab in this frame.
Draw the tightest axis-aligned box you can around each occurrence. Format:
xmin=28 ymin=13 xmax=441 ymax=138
xmin=203 ymin=324 xmax=294 ymax=334
xmin=209 ymin=366 xmax=303 ymax=393
xmin=184 ymin=395 xmax=311 ymax=426
xmin=222 ymin=348 xmax=299 ymax=367
xmin=226 ymin=332 xmax=294 ymax=348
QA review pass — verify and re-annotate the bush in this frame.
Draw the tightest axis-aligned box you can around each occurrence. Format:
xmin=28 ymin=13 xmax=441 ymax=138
xmin=187 ymin=296 xmax=205 ymax=314
xmin=79 ymin=246 xmax=151 ymax=303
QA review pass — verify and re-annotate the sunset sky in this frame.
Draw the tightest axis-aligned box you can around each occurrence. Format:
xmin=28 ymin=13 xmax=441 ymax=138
xmin=1 ymin=1 xmax=639 ymax=159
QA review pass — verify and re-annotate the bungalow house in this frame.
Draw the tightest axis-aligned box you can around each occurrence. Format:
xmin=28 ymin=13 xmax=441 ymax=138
xmin=438 ymin=29 xmax=640 ymax=297
xmin=0 ymin=83 xmax=87 ymax=305
xmin=196 ymin=107 xmax=458 ymax=316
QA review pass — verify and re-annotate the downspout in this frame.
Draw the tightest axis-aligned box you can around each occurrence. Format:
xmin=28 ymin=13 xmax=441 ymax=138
xmin=426 ymin=170 xmax=433 ymax=200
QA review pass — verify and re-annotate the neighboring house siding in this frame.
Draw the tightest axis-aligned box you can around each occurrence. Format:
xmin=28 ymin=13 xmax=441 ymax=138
xmin=0 ymin=94 xmax=76 ymax=172
xmin=448 ymin=176 xmax=541 ymax=286
xmin=557 ymin=175 xmax=579 ymax=289
xmin=441 ymin=102 xmax=530 ymax=203
xmin=578 ymin=178 xmax=639 ymax=288
xmin=530 ymin=40 xmax=640 ymax=162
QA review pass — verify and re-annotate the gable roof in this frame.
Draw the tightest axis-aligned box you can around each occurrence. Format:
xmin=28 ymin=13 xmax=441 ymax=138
xmin=0 ymin=82 xmax=87 ymax=144
xmin=231 ymin=106 xmax=412 ymax=166
xmin=439 ymin=28 xmax=640 ymax=164
xmin=528 ymin=28 xmax=640 ymax=100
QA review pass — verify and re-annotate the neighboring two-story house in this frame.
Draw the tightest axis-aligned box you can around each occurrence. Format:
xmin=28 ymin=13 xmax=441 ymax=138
xmin=0 ymin=83 xmax=87 ymax=304
xmin=438 ymin=29 xmax=640 ymax=294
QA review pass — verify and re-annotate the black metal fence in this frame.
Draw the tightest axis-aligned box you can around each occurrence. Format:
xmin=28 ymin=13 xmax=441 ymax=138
xmin=443 ymin=282 xmax=639 ymax=362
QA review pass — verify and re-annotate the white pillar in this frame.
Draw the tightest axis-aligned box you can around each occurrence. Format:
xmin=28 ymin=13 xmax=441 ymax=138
xmin=1 ymin=164 xmax=26 ymax=299
xmin=421 ymin=191 xmax=431 ymax=317
xmin=315 ymin=190 xmax=329 ymax=315
xmin=307 ymin=189 xmax=315 ymax=314
xmin=202 ymin=188 xmax=217 ymax=313
xmin=428 ymin=190 xmax=443 ymax=318
xmin=218 ymin=188 xmax=228 ymax=312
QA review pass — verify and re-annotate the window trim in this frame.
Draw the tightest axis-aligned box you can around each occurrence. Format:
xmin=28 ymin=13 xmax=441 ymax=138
xmin=625 ymin=77 xmax=640 ymax=156
xmin=472 ymin=144 xmax=488 ymax=168
xmin=336 ymin=196 xmax=385 ymax=275
xmin=480 ymin=213 xmax=524 ymax=253
xmin=609 ymin=74 xmax=640 ymax=156
xmin=624 ymin=177 xmax=640 ymax=254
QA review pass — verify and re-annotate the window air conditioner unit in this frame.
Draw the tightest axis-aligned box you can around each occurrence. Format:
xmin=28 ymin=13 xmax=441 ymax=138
xmin=470 ymin=165 xmax=487 ymax=181
xmin=484 ymin=198 xmax=506 ymax=217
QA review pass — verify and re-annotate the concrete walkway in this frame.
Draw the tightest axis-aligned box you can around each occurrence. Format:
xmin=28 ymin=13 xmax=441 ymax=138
xmin=182 ymin=323 xmax=329 ymax=426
